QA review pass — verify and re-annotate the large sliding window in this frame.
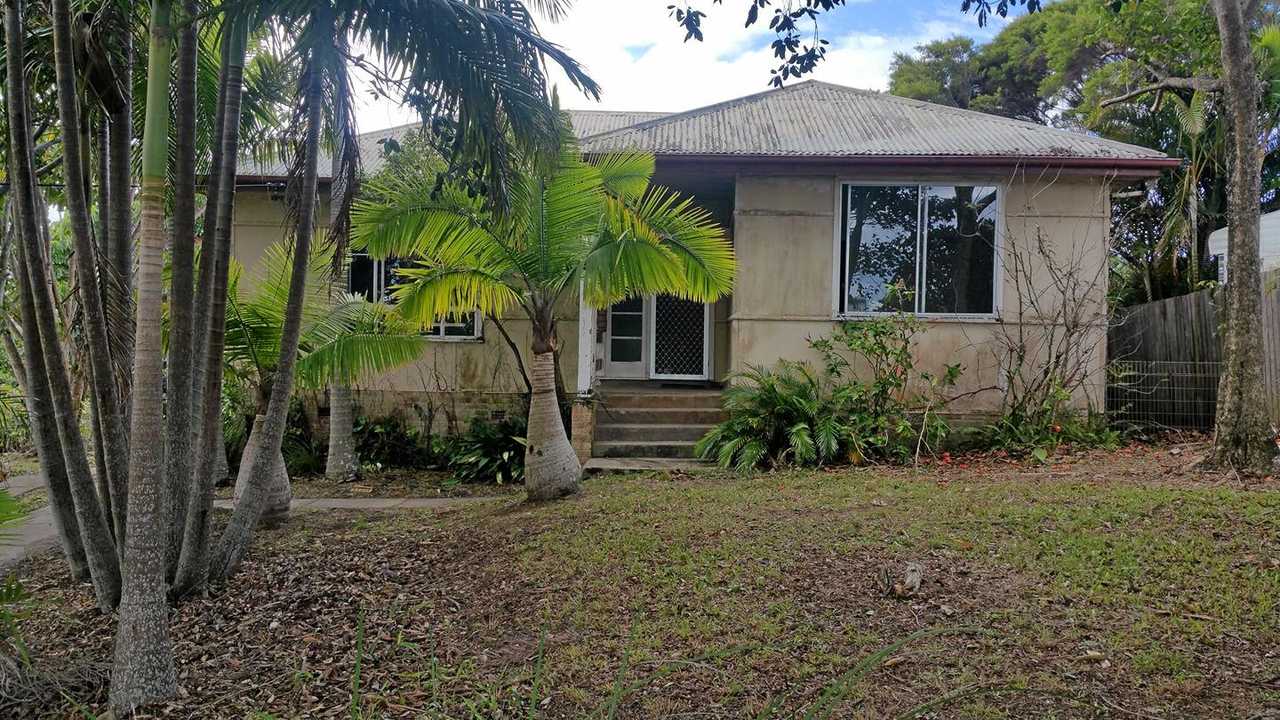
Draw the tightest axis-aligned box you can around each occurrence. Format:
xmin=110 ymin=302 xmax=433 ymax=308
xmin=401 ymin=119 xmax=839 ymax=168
xmin=839 ymin=183 xmax=999 ymax=317
xmin=348 ymin=252 xmax=482 ymax=341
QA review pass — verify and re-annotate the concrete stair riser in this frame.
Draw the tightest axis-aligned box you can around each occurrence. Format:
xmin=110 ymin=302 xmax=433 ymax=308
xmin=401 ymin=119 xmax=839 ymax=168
xmin=600 ymin=392 xmax=724 ymax=410
xmin=594 ymin=441 xmax=700 ymax=459
xmin=597 ymin=407 xmax=727 ymax=425
xmin=594 ymin=423 xmax=715 ymax=443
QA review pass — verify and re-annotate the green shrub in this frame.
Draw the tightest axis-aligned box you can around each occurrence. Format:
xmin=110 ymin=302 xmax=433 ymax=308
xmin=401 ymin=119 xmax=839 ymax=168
xmin=697 ymin=313 xmax=959 ymax=471
xmin=353 ymin=416 xmax=441 ymax=470
xmin=446 ymin=415 xmax=527 ymax=485
xmin=982 ymin=382 xmax=1122 ymax=461
xmin=281 ymin=400 xmax=326 ymax=476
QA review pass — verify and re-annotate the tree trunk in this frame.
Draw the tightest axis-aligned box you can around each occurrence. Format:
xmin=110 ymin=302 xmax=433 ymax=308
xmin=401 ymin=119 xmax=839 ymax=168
xmin=210 ymin=41 xmax=328 ymax=581
xmin=325 ymin=385 xmax=358 ymax=481
xmin=50 ymin=0 xmax=131 ymax=544
xmin=164 ymin=0 xmax=199 ymax=578
xmin=12 ymin=239 xmax=88 ymax=580
xmin=325 ymin=71 xmax=357 ymax=483
xmin=108 ymin=0 xmax=179 ymax=710
xmin=172 ymin=15 xmax=248 ymax=598
xmin=107 ymin=14 xmax=134 ymax=366
xmin=1209 ymin=0 xmax=1273 ymax=472
xmin=5 ymin=0 xmax=120 ymax=610
xmin=233 ymin=415 xmax=291 ymax=526
xmin=524 ymin=345 xmax=581 ymax=501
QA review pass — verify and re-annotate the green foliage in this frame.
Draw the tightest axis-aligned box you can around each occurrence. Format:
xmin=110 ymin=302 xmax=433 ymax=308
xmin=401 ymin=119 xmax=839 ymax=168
xmin=446 ymin=415 xmax=528 ymax=485
xmin=982 ymin=382 xmax=1122 ymax=461
xmin=281 ymin=400 xmax=325 ymax=476
xmin=697 ymin=313 xmax=960 ymax=471
xmin=352 ymin=416 xmax=440 ymax=471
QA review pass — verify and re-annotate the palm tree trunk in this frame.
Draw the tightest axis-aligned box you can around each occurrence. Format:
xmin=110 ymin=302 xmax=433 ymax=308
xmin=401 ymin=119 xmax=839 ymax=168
xmin=107 ymin=18 xmax=134 ymax=360
xmin=50 ymin=0 xmax=131 ymax=545
xmin=1209 ymin=0 xmax=1273 ymax=472
xmin=172 ymin=14 xmax=248 ymax=598
xmin=5 ymin=0 xmax=120 ymax=610
xmin=109 ymin=0 xmax=178 ymax=710
xmin=325 ymin=384 xmax=357 ymax=481
xmin=524 ymin=322 xmax=581 ymax=500
xmin=324 ymin=40 xmax=358 ymax=483
xmin=164 ymin=0 xmax=199 ymax=578
xmin=12 ymin=239 xmax=88 ymax=580
xmin=211 ymin=51 xmax=327 ymax=581
xmin=234 ymin=415 xmax=291 ymax=526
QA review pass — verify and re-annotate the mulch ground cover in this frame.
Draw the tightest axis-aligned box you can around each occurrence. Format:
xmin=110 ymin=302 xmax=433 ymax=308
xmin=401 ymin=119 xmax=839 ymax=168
xmin=9 ymin=440 xmax=1280 ymax=719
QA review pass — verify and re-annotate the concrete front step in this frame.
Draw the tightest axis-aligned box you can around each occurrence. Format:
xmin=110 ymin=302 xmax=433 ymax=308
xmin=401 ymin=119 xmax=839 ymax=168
xmin=584 ymin=457 xmax=715 ymax=475
xmin=597 ymin=407 xmax=727 ymax=424
xmin=594 ymin=440 xmax=700 ymax=459
xmin=602 ymin=391 xmax=724 ymax=410
xmin=594 ymin=423 xmax=715 ymax=442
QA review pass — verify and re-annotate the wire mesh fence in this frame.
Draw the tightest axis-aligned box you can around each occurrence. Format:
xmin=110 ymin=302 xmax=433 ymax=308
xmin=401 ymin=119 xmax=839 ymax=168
xmin=1106 ymin=360 xmax=1221 ymax=431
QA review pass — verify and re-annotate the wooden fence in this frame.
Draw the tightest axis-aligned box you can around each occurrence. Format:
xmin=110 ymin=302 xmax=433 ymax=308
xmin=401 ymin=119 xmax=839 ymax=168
xmin=1106 ymin=288 xmax=1280 ymax=429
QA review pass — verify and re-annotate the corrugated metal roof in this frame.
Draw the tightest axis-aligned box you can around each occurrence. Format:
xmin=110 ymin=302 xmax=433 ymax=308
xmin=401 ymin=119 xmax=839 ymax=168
xmin=240 ymin=110 xmax=670 ymax=180
xmin=239 ymin=81 xmax=1170 ymax=180
xmin=578 ymin=80 xmax=1171 ymax=164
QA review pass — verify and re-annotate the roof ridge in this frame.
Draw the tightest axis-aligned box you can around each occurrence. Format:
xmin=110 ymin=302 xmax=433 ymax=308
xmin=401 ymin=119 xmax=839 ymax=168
xmin=582 ymin=79 xmax=822 ymax=141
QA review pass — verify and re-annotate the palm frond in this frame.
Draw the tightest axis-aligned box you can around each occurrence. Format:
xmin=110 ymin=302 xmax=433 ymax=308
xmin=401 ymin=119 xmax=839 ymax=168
xmin=390 ymin=263 xmax=523 ymax=325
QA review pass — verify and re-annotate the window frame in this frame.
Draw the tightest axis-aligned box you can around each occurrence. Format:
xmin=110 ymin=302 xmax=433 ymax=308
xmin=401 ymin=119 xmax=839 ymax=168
xmin=831 ymin=178 xmax=1005 ymax=323
xmin=347 ymin=252 xmax=484 ymax=342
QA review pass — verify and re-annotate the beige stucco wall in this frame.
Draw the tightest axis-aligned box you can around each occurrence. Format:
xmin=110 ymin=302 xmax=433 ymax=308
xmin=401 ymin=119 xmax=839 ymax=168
xmin=730 ymin=171 xmax=1111 ymax=417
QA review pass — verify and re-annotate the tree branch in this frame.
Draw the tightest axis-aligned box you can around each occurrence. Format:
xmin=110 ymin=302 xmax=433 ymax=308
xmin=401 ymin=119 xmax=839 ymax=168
xmin=1101 ymin=75 xmax=1222 ymax=107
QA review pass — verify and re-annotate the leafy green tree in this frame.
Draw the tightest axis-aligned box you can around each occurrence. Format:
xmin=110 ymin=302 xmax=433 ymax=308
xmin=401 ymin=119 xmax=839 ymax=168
xmin=890 ymin=37 xmax=982 ymax=110
xmin=352 ymin=120 xmax=736 ymax=500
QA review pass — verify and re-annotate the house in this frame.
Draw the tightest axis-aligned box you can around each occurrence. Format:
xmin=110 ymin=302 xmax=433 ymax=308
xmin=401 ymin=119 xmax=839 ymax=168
xmin=1207 ymin=209 xmax=1280 ymax=284
xmin=231 ymin=80 xmax=1176 ymax=462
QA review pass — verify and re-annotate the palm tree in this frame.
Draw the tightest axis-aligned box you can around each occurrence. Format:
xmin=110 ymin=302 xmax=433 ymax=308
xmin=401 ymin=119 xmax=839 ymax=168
xmin=211 ymin=0 xmax=598 ymax=579
xmin=221 ymin=242 xmax=428 ymax=519
xmin=109 ymin=0 xmax=179 ymax=708
xmin=352 ymin=119 xmax=736 ymax=500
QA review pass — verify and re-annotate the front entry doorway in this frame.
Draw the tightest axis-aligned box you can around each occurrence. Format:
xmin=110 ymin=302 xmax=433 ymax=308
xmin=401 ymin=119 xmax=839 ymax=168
xmin=604 ymin=295 xmax=711 ymax=381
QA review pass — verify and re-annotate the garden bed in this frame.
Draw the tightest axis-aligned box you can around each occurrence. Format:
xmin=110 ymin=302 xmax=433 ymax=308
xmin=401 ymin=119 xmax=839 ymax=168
xmin=10 ymin=442 xmax=1280 ymax=718
xmin=215 ymin=467 xmax=522 ymax=500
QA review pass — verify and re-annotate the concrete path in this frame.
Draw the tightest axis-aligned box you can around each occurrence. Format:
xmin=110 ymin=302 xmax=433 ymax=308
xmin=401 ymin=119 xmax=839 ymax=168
xmin=2 ymin=473 xmax=43 ymax=499
xmin=1 ymin=495 xmax=498 ymax=573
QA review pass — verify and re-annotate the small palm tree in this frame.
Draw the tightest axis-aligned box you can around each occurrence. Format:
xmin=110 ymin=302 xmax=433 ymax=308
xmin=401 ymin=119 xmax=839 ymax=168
xmin=223 ymin=243 xmax=429 ymax=512
xmin=352 ymin=118 xmax=736 ymax=500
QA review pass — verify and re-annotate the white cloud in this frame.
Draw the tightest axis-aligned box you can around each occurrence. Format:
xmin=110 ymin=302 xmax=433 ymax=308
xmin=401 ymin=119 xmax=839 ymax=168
xmin=351 ymin=2 xmax=976 ymax=132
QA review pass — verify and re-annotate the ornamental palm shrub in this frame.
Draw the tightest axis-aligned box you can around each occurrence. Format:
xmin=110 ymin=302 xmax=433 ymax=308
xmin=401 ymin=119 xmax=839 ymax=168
xmin=698 ymin=313 xmax=960 ymax=470
xmin=351 ymin=113 xmax=735 ymax=501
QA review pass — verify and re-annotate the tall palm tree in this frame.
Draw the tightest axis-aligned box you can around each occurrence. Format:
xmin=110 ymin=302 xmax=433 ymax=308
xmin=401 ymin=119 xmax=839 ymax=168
xmin=110 ymin=0 xmax=178 ymax=709
xmin=352 ymin=120 xmax=736 ymax=500
xmin=211 ymin=0 xmax=599 ymax=579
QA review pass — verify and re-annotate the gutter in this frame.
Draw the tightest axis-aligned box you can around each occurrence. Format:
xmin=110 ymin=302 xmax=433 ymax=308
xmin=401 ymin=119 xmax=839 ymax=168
xmin=640 ymin=153 xmax=1181 ymax=178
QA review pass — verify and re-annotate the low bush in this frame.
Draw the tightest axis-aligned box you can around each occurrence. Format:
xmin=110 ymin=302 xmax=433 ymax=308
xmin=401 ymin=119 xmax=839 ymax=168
xmin=445 ymin=415 xmax=527 ymax=485
xmin=981 ymin=382 xmax=1122 ymax=462
xmin=697 ymin=313 xmax=959 ymax=471
xmin=353 ymin=416 xmax=441 ymax=470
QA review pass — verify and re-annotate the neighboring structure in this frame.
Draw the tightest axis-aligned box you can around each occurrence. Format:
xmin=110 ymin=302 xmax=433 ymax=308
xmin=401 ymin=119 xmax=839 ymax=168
xmin=232 ymin=80 xmax=1176 ymax=461
xmin=1207 ymin=209 xmax=1280 ymax=284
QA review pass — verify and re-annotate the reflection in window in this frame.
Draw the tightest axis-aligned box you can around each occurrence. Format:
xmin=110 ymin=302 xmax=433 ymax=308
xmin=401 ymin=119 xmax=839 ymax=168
xmin=923 ymin=185 xmax=997 ymax=315
xmin=348 ymin=252 xmax=482 ymax=340
xmin=843 ymin=185 xmax=918 ymax=313
xmin=839 ymin=183 xmax=999 ymax=316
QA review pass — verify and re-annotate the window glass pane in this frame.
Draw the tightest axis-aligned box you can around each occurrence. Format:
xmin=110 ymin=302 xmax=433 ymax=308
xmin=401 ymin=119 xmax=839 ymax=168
xmin=382 ymin=257 xmax=411 ymax=303
xmin=844 ymin=185 xmax=919 ymax=313
xmin=613 ymin=296 xmax=643 ymax=313
xmin=611 ymin=312 xmax=643 ymax=338
xmin=611 ymin=337 xmax=642 ymax=362
xmin=923 ymin=185 xmax=997 ymax=314
xmin=348 ymin=253 xmax=376 ymax=301
xmin=442 ymin=312 xmax=478 ymax=337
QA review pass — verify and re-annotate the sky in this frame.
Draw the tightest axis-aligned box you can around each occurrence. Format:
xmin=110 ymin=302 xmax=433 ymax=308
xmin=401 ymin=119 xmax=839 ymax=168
xmin=351 ymin=0 xmax=1006 ymax=134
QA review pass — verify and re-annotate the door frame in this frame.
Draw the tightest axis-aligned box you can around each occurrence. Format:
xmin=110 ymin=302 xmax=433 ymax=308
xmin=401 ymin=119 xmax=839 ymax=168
xmin=603 ymin=298 xmax=648 ymax=379
xmin=647 ymin=297 xmax=712 ymax=381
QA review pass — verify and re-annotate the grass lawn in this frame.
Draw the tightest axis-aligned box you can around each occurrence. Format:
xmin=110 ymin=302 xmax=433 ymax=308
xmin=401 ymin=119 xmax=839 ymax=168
xmin=12 ymin=443 xmax=1280 ymax=718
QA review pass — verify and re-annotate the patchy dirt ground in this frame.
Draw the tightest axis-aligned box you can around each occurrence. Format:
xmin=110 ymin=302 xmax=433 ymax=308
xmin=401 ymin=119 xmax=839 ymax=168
xmin=10 ymin=442 xmax=1280 ymax=719
xmin=215 ymin=467 xmax=522 ymax=500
